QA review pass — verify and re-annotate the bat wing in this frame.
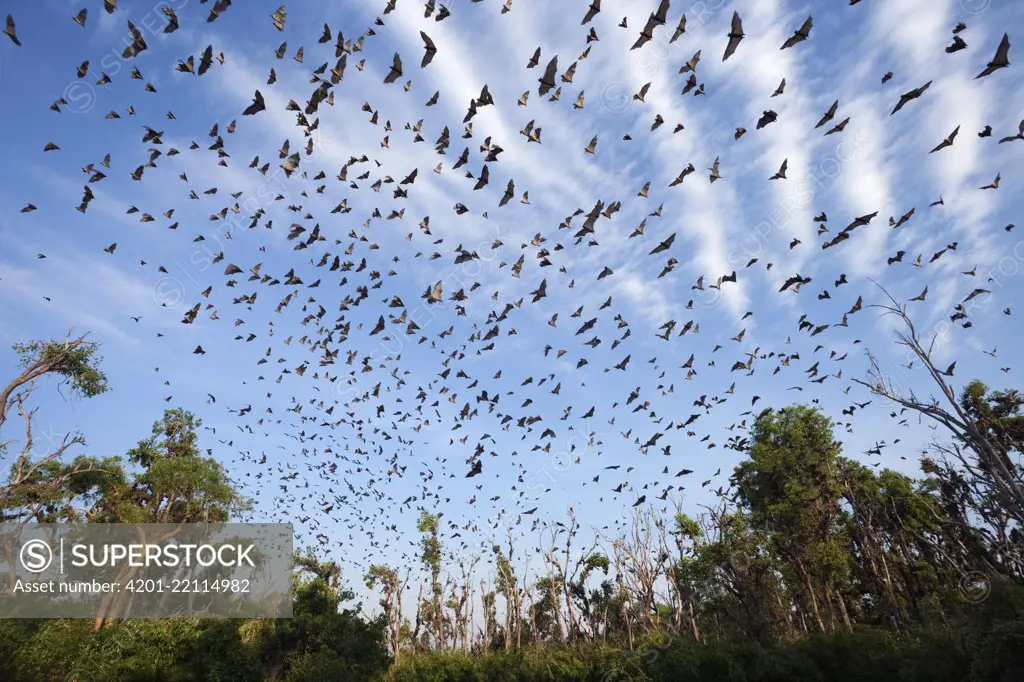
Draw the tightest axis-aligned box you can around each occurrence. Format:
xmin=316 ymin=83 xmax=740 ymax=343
xmin=420 ymin=32 xmax=437 ymax=67
xmin=993 ymin=33 xmax=1011 ymax=66
xmin=723 ymin=35 xmax=741 ymax=60
xmin=655 ymin=0 xmax=670 ymax=24
xmin=780 ymin=33 xmax=802 ymax=50
xmin=384 ymin=52 xmax=403 ymax=83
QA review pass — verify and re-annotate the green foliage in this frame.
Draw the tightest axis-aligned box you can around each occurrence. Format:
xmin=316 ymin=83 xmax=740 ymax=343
xmin=246 ymin=563 xmax=391 ymax=682
xmin=383 ymin=616 xmax=1024 ymax=682
xmin=366 ymin=563 xmax=399 ymax=590
xmin=93 ymin=408 xmax=248 ymax=523
xmin=735 ymin=405 xmax=844 ymax=529
xmin=0 ymin=560 xmax=391 ymax=682
xmin=383 ymin=644 xmax=626 ymax=682
xmin=492 ymin=543 xmax=516 ymax=595
xmin=0 ymin=617 xmax=255 ymax=682
xmin=12 ymin=337 xmax=108 ymax=399
xmin=1 ymin=454 xmax=125 ymax=522
xmin=969 ymin=618 xmax=1024 ymax=682
xmin=674 ymin=512 xmax=702 ymax=539
xmin=417 ymin=511 xmax=442 ymax=572
xmin=581 ymin=552 xmax=609 ymax=576
xmin=961 ymin=379 xmax=1024 ymax=452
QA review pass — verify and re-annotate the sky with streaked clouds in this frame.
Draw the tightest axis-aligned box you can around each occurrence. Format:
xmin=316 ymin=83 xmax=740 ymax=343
xmin=0 ymin=0 xmax=1021 ymax=609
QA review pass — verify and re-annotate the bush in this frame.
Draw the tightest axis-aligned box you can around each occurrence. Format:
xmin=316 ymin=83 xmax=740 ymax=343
xmin=382 ymin=619 xmax=1024 ymax=682
xmin=969 ymin=619 xmax=1024 ymax=682
xmin=384 ymin=645 xmax=630 ymax=682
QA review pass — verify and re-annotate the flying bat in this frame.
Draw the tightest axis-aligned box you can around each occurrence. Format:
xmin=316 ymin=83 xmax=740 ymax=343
xmin=780 ymin=16 xmax=812 ymax=50
xmin=383 ymin=52 xmax=403 ymax=83
xmin=976 ymin=33 xmax=1010 ymax=79
xmin=631 ymin=0 xmax=670 ymax=51
xmin=420 ymin=31 xmax=437 ymax=68
xmin=890 ymin=81 xmax=932 ymax=115
xmin=929 ymin=125 xmax=960 ymax=153
xmin=242 ymin=90 xmax=265 ymax=116
xmin=722 ymin=12 xmax=744 ymax=61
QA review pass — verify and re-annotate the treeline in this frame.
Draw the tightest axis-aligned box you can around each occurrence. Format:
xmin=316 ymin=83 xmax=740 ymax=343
xmin=375 ymin=405 xmax=1023 ymax=660
xmin=364 ymin=299 xmax=1024 ymax=673
xmin=0 ymin=334 xmax=1021 ymax=681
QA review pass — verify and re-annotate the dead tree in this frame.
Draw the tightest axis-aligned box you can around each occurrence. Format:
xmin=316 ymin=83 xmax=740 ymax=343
xmin=856 ymin=284 xmax=1024 ymax=526
xmin=663 ymin=502 xmax=703 ymax=642
xmin=611 ymin=539 xmax=635 ymax=651
xmin=618 ymin=508 xmax=669 ymax=636
xmin=518 ymin=552 xmax=529 ymax=648
xmin=544 ymin=508 xmax=588 ymax=642
xmin=412 ymin=584 xmax=424 ymax=651
xmin=364 ymin=564 xmax=408 ymax=662
xmin=479 ymin=578 xmax=495 ymax=652
xmin=455 ymin=554 xmax=479 ymax=652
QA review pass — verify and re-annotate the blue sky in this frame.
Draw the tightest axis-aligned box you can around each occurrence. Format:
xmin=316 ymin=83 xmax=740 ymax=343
xmin=1 ymin=0 xmax=1022 ymax=611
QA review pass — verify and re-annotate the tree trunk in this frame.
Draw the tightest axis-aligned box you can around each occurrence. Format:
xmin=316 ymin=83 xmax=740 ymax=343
xmin=412 ymin=584 xmax=423 ymax=649
xmin=623 ymin=600 xmax=634 ymax=651
xmin=687 ymin=597 xmax=701 ymax=642
xmin=803 ymin=579 xmax=825 ymax=632
xmin=836 ymin=590 xmax=853 ymax=631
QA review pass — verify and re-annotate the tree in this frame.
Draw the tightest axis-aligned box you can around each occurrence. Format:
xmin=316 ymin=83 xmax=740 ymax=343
xmin=243 ymin=551 xmax=390 ymax=681
xmin=961 ymin=380 xmax=1024 ymax=448
xmin=1 ymin=334 xmax=108 ymax=425
xmin=569 ymin=550 xmax=610 ymax=641
xmin=366 ymin=563 xmax=409 ymax=662
xmin=955 ymin=380 xmax=1024 ymax=570
xmin=90 ymin=408 xmax=246 ymax=524
xmin=733 ymin=405 xmax=853 ymax=633
xmin=682 ymin=506 xmax=791 ymax=643
xmin=416 ymin=511 xmax=443 ymax=647
xmin=0 ymin=333 xmax=112 ymax=522
xmin=492 ymin=536 xmax=524 ymax=649
xmin=837 ymin=459 xmax=967 ymax=628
